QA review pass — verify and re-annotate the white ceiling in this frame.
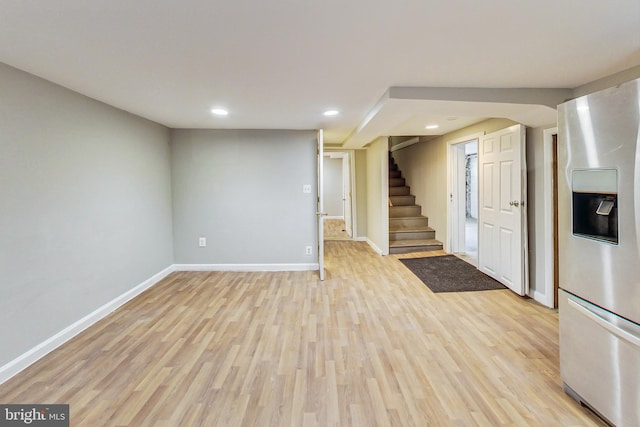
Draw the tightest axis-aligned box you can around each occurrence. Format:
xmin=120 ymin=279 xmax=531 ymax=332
xmin=1 ymin=0 xmax=639 ymax=146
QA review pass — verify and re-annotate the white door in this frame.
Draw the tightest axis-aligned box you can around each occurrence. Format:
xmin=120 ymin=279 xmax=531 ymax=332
xmin=317 ymin=130 xmax=326 ymax=281
xmin=478 ymin=124 xmax=528 ymax=295
xmin=342 ymin=153 xmax=353 ymax=237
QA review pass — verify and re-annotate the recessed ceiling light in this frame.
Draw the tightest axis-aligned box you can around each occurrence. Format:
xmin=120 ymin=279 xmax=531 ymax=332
xmin=323 ymin=110 xmax=339 ymax=116
xmin=211 ymin=108 xmax=229 ymax=116
xmin=425 ymin=124 xmax=439 ymax=130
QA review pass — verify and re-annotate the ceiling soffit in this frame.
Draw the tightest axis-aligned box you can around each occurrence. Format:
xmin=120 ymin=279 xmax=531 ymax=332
xmin=342 ymin=87 xmax=572 ymax=148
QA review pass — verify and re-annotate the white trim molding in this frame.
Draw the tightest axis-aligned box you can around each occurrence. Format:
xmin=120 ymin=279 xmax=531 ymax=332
xmin=390 ymin=137 xmax=419 ymax=152
xmin=0 ymin=265 xmax=175 ymax=385
xmin=173 ymin=263 xmax=319 ymax=272
xmin=366 ymin=238 xmax=384 ymax=255
xmin=0 ymin=260 xmax=324 ymax=385
xmin=540 ymin=127 xmax=559 ymax=308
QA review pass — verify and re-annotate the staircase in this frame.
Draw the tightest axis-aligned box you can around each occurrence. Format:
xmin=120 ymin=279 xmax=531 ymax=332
xmin=389 ymin=154 xmax=443 ymax=254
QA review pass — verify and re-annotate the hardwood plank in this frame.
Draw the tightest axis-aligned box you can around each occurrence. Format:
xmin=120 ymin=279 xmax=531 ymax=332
xmin=0 ymin=241 xmax=604 ymax=426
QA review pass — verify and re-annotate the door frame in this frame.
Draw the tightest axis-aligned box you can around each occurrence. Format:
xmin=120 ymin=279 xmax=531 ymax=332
xmin=539 ymin=127 xmax=559 ymax=308
xmin=342 ymin=152 xmax=353 ymax=237
xmin=317 ymin=129 xmax=325 ymax=281
xmin=446 ymin=132 xmax=484 ymax=254
xmin=324 ymin=149 xmax=357 ymax=239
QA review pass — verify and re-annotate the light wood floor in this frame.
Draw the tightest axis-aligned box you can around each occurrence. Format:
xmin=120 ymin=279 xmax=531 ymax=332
xmin=324 ymin=219 xmax=350 ymax=240
xmin=0 ymin=242 xmax=603 ymax=426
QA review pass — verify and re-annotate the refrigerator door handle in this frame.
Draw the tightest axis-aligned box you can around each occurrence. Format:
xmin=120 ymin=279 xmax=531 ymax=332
xmin=568 ymin=299 xmax=640 ymax=348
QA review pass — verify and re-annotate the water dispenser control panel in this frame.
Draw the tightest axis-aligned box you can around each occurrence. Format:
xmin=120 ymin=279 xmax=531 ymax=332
xmin=571 ymin=169 xmax=618 ymax=244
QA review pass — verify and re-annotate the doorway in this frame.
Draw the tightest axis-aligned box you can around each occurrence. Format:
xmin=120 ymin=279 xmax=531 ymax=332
xmin=448 ymin=137 xmax=479 ymax=266
xmin=540 ymin=127 xmax=559 ymax=308
xmin=323 ymin=151 xmax=354 ymax=241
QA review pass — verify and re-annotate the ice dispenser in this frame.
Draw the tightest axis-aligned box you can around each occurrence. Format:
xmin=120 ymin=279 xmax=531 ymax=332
xmin=571 ymin=169 xmax=618 ymax=244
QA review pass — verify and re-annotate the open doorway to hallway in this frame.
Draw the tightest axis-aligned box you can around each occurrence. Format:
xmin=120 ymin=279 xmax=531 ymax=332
xmin=323 ymin=151 xmax=354 ymax=241
xmin=324 ymin=219 xmax=350 ymax=240
xmin=449 ymin=137 xmax=479 ymax=266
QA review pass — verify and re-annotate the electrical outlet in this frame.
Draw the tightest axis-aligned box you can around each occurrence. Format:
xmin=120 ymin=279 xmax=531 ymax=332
xmin=303 ymin=184 xmax=312 ymax=193
xmin=199 ymin=237 xmax=207 ymax=247
xmin=305 ymin=246 xmax=313 ymax=255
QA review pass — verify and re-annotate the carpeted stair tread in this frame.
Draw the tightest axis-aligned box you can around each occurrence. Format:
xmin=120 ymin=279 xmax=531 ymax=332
xmin=389 ymin=216 xmax=427 ymax=221
xmin=389 ymin=239 xmax=443 ymax=254
xmin=389 ymin=239 xmax=442 ymax=247
xmin=389 ymin=216 xmax=430 ymax=228
xmin=389 ymin=226 xmax=434 ymax=233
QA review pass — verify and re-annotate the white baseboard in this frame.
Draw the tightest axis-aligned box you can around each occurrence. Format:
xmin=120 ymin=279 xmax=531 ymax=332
xmin=0 ymin=261 xmax=323 ymax=385
xmin=325 ymin=216 xmax=344 ymax=220
xmin=173 ymin=263 xmax=319 ymax=272
xmin=366 ymin=239 xmax=383 ymax=255
xmin=354 ymin=236 xmax=367 ymax=242
xmin=0 ymin=265 xmax=175 ymax=385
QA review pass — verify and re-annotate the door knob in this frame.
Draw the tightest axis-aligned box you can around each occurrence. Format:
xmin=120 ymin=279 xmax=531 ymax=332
xmin=509 ymin=200 xmax=520 ymax=207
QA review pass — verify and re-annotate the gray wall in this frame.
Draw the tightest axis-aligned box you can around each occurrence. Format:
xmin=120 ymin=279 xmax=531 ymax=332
xmin=573 ymin=65 xmax=640 ymax=98
xmin=0 ymin=63 xmax=174 ymax=366
xmin=171 ymin=129 xmax=318 ymax=265
xmin=323 ymin=157 xmax=343 ymax=218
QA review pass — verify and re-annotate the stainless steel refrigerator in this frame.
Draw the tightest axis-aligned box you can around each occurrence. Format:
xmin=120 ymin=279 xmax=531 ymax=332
xmin=558 ymin=78 xmax=640 ymax=426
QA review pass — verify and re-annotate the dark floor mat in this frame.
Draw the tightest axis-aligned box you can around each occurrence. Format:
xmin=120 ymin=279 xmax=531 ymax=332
xmin=399 ymin=255 xmax=506 ymax=293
